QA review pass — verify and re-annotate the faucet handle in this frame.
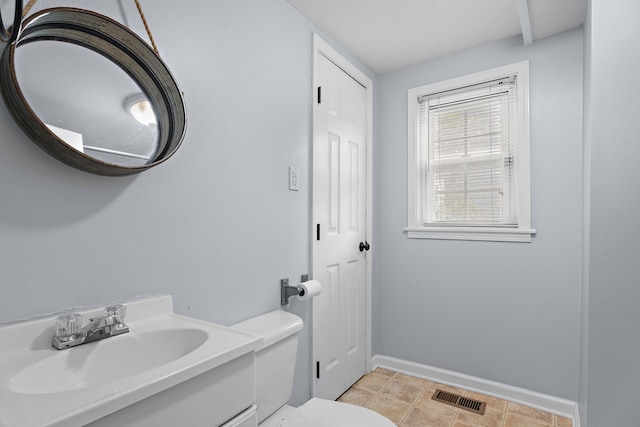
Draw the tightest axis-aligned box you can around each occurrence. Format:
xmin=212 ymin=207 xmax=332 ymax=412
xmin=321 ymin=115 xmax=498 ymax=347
xmin=54 ymin=313 xmax=82 ymax=338
xmin=106 ymin=304 xmax=126 ymax=323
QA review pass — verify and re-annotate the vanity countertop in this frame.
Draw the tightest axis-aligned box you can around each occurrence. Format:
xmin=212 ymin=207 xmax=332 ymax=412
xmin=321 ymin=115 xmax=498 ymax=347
xmin=0 ymin=295 xmax=261 ymax=427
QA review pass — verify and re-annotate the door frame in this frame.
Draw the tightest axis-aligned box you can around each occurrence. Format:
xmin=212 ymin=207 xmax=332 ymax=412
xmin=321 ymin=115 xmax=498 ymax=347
xmin=311 ymin=34 xmax=373 ymax=396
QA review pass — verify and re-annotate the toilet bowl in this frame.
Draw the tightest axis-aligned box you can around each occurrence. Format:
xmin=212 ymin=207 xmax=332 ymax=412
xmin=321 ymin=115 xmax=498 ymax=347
xmin=232 ymin=310 xmax=394 ymax=427
xmin=259 ymin=398 xmax=394 ymax=427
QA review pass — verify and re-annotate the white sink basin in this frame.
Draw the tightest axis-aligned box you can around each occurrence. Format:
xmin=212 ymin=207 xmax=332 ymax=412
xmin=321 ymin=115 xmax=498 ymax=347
xmin=0 ymin=296 xmax=261 ymax=427
xmin=9 ymin=328 xmax=208 ymax=394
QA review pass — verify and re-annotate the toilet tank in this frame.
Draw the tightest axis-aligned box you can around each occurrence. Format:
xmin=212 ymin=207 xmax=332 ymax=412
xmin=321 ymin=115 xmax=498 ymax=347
xmin=232 ymin=310 xmax=303 ymax=423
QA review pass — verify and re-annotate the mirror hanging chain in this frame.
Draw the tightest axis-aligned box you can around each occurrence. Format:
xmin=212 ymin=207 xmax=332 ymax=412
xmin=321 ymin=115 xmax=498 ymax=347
xmin=21 ymin=0 xmax=37 ymax=18
xmin=133 ymin=0 xmax=159 ymax=56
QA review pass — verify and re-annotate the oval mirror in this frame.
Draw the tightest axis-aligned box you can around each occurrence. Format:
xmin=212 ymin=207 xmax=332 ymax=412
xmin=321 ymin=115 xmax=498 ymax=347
xmin=0 ymin=8 xmax=187 ymax=176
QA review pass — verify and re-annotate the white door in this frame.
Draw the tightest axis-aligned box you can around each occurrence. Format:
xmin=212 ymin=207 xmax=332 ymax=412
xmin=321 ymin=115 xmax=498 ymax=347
xmin=312 ymin=52 xmax=369 ymax=400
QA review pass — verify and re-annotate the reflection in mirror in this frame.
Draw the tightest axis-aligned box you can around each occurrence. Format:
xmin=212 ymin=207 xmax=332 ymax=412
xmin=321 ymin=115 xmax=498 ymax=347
xmin=125 ymin=94 xmax=157 ymax=127
xmin=15 ymin=41 xmax=160 ymax=167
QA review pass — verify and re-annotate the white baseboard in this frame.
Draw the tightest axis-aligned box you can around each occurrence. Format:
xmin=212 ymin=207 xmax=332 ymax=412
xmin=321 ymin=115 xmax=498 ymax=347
xmin=372 ymin=354 xmax=580 ymax=426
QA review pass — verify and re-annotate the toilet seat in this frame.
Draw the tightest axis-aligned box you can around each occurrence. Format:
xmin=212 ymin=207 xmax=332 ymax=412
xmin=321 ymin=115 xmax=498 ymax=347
xmin=260 ymin=398 xmax=395 ymax=427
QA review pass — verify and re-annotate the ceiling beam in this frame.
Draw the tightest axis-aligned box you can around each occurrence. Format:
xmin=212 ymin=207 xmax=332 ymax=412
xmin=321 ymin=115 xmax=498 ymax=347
xmin=517 ymin=0 xmax=534 ymax=46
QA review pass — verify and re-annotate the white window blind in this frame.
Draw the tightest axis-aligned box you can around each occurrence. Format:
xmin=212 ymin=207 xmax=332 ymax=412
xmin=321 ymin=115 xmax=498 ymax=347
xmin=418 ymin=78 xmax=517 ymax=226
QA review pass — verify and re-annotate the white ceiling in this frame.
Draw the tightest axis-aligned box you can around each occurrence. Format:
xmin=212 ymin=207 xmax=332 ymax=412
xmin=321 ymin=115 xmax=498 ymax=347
xmin=287 ymin=0 xmax=587 ymax=74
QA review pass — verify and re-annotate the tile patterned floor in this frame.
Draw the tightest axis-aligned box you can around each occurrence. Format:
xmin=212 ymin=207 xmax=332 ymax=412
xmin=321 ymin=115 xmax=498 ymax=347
xmin=337 ymin=368 xmax=572 ymax=427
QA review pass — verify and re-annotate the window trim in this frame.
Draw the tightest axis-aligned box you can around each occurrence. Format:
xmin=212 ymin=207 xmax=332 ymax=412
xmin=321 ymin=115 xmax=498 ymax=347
xmin=406 ymin=62 xmax=535 ymax=242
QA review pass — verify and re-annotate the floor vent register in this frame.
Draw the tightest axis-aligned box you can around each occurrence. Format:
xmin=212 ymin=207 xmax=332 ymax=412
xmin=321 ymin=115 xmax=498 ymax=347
xmin=431 ymin=389 xmax=487 ymax=415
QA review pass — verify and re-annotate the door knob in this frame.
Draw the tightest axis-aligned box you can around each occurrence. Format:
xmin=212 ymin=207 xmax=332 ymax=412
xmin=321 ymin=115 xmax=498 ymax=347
xmin=359 ymin=241 xmax=370 ymax=252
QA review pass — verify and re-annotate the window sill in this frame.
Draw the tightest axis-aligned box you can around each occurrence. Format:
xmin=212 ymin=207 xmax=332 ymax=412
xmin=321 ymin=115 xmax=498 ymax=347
xmin=404 ymin=226 xmax=536 ymax=243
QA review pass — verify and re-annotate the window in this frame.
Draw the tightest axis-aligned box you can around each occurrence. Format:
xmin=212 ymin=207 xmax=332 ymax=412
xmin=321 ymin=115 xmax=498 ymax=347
xmin=406 ymin=62 xmax=534 ymax=242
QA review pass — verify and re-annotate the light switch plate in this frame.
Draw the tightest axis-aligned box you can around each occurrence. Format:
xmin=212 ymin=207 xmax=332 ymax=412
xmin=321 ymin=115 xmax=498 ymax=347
xmin=289 ymin=166 xmax=299 ymax=191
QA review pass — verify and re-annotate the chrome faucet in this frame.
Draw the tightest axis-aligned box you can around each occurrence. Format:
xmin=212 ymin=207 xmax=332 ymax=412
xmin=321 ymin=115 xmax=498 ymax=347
xmin=52 ymin=305 xmax=130 ymax=350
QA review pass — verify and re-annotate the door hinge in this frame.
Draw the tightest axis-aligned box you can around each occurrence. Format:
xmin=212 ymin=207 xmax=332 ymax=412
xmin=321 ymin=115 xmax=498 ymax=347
xmin=316 ymin=361 xmax=320 ymax=379
xmin=317 ymin=86 xmax=321 ymax=104
xmin=316 ymin=224 xmax=320 ymax=241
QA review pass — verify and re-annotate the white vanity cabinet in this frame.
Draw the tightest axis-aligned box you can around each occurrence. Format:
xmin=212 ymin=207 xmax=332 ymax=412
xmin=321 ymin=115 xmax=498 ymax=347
xmin=86 ymin=352 xmax=257 ymax=427
xmin=221 ymin=405 xmax=258 ymax=427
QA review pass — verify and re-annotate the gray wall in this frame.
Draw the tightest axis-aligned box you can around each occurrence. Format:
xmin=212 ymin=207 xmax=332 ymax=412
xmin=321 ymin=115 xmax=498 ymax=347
xmin=0 ymin=0 xmax=373 ymax=406
xmin=584 ymin=0 xmax=640 ymax=425
xmin=373 ymin=29 xmax=584 ymax=400
xmin=0 ymin=0 xmax=310 ymax=326
xmin=579 ymin=0 xmax=592 ymax=424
